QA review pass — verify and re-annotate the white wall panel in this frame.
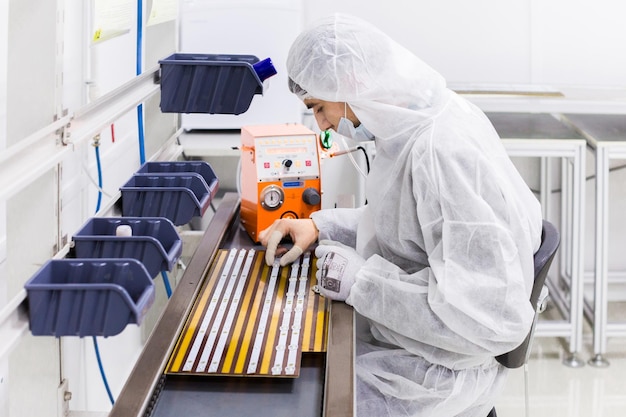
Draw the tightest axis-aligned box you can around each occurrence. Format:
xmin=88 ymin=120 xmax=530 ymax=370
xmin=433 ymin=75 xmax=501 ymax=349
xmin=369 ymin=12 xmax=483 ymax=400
xmin=0 ymin=5 xmax=10 ymax=417
xmin=180 ymin=0 xmax=303 ymax=129
xmin=302 ymin=0 xmax=626 ymax=88
xmin=7 ymin=0 xmax=57 ymax=145
xmin=7 ymin=174 xmax=59 ymax=417
xmin=0 ymin=0 xmax=7 ymax=152
xmin=531 ymin=0 xmax=626 ymax=87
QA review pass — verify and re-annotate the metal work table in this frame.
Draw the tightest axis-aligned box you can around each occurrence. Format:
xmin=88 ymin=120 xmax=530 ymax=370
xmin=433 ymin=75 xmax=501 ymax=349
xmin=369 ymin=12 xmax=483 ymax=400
xmin=108 ymin=193 xmax=355 ymax=417
xmin=486 ymin=112 xmax=587 ymax=367
xmin=560 ymin=113 xmax=626 ymax=367
xmin=152 ymin=354 xmax=326 ymax=417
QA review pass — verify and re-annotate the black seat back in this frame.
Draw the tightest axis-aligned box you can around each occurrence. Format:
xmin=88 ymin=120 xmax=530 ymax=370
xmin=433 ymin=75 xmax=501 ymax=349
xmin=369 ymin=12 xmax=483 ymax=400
xmin=495 ymin=220 xmax=560 ymax=369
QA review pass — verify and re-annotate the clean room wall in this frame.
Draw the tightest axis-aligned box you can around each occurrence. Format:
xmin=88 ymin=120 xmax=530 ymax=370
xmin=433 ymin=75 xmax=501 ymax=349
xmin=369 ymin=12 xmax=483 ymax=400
xmin=0 ymin=1 xmax=7 ymax=414
xmin=303 ymin=0 xmax=626 ymax=88
xmin=1 ymin=0 xmax=178 ymax=416
xmin=4 ymin=1 xmax=61 ymax=415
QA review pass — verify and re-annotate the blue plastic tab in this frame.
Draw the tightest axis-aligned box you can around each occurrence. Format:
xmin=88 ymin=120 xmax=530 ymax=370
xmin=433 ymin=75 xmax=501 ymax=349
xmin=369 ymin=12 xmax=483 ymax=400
xmin=253 ymin=57 xmax=277 ymax=82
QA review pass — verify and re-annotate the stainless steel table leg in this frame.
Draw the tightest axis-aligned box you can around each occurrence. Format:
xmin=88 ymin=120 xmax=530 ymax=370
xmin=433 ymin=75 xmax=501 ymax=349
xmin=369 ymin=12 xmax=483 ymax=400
xmin=563 ymin=148 xmax=586 ymax=368
xmin=589 ymin=145 xmax=610 ymax=367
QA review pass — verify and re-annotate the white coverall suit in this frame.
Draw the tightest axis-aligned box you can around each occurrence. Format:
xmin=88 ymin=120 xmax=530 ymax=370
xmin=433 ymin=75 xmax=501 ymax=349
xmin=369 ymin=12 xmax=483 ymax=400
xmin=287 ymin=13 xmax=543 ymax=417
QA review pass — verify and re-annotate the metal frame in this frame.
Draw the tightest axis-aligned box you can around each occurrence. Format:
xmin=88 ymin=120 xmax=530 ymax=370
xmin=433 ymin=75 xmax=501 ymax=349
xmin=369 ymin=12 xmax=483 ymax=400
xmin=324 ymin=302 xmax=355 ymax=417
xmin=502 ymin=137 xmax=587 ymax=367
xmin=556 ymin=113 xmax=626 ymax=367
xmin=0 ymin=66 xmax=159 ymax=202
xmin=588 ymin=142 xmax=626 ymax=366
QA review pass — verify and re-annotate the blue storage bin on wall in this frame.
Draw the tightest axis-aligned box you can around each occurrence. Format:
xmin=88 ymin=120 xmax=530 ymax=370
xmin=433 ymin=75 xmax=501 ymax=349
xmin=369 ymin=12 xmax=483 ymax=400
xmin=136 ymin=161 xmax=219 ymax=194
xmin=72 ymin=217 xmax=182 ymax=277
xmin=24 ymin=259 xmax=155 ymax=337
xmin=158 ymin=53 xmax=275 ymax=114
xmin=120 ymin=173 xmax=215 ymax=226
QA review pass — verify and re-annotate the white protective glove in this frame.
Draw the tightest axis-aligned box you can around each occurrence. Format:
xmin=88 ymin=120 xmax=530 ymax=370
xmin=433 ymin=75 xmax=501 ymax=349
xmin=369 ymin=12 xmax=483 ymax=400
xmin=314 ymin=240 xmax=365 ymax=302
xmin=265 ymin=230 xmax=303 ymax=267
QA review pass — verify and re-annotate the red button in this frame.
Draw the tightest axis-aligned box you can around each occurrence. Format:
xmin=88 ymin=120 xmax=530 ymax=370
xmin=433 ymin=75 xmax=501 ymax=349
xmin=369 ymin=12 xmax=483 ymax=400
xmin=264 ymin=162 xmax=270 ymax=168
xmin=305 ymin=160 xmax=311 ymax=166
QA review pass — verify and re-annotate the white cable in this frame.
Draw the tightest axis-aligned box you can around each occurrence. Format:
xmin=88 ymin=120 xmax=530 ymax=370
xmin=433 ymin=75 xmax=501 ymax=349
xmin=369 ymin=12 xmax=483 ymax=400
xmin=81 ymin=159 xmax=114 ymax=198
xmin=334 ymin=133 xmax=368 ymax=179
xmin=236 ymin=154 xmax=242 ymax=196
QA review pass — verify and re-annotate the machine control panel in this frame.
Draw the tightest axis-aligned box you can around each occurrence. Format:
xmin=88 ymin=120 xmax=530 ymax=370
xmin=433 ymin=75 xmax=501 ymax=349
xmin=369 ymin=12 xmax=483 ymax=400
xmin=254 ymin=136 xmax=320 ymax=182
xmin=240 ymin=124 xmax=322 ymax=242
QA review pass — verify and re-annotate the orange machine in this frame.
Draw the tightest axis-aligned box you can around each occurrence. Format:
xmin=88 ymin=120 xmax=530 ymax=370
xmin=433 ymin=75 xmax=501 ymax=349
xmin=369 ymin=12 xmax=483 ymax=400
xmin=240 ymin=124 xmax=322 ymax=242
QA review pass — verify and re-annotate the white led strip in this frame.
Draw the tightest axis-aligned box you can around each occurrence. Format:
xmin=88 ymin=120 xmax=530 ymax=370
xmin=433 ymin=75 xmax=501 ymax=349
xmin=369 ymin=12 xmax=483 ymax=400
xmin=182 ymin=249 xmax=238 ymax=372
xmin=247 ymin=259 xmax=281 ymax=374
xmin=208 ymin=249 xmax=256 ymax=372
xmin=286 ymin=252 xmax=310 ymax=374
xmin=195 ymin=249 xmax=247 ymax=372
xmin=271 ymin=256 xmax=302 ymax=375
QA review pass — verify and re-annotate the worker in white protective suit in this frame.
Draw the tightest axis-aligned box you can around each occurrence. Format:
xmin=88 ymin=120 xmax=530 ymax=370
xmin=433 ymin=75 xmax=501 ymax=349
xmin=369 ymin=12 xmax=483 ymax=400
xmin=259 ymin=13 xmax=543 ymax=417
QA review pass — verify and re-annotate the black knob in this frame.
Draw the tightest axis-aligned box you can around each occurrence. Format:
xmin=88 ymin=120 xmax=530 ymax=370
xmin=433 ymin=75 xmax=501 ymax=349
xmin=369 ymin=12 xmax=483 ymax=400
xmin=302 ymin=188 xmax=321 ymax=205
xmin=282 ymin=159 xmax=293 ymax=168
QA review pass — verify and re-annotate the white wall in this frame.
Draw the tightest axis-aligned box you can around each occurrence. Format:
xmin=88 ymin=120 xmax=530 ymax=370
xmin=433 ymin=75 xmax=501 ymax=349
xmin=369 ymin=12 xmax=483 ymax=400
xmin=179 ymin=0 xmax=303 ymax=129
xmin=0 ymin=0 xmax=177 ymax=416
xmin=302 ymin=0 xmax=626 ymax=88
xmin=0 ymin=1 xmax=8 ymax=415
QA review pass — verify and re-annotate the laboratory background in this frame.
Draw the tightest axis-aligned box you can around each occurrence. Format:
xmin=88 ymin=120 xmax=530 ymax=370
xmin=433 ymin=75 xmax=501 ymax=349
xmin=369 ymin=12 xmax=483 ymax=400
xmin=1 ymin=1 xmax=626 ymax=416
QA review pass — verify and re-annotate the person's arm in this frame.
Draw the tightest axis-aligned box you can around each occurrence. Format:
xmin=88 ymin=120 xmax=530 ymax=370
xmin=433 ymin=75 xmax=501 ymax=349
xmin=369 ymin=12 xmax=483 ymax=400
xmin=311 ymin=206 xmax=365 ymax=247
xmin=348 ymin=140 xmax=538 ymax=357
xmin=348 ymin=225 xmax=534 ymax=357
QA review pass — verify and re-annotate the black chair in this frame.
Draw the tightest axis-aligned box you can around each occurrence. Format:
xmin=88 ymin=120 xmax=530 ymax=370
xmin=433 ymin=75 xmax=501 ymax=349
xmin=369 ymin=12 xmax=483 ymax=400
xmin=488 ymin=220 xmax=560 ymax=417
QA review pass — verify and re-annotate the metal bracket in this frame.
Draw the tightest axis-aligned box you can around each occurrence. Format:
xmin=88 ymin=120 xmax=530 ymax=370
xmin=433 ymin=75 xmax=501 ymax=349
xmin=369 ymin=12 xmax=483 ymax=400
xmin=57 ymin=379 xmax=71 ymax=417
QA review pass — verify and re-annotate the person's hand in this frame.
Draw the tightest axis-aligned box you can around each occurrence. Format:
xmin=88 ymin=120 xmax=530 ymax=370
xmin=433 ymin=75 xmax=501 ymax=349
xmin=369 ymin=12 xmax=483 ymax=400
xmin=258 ymin=218 xmax=319 ymax=266
xmin=314 ymin=240 xmax=365 ymax=302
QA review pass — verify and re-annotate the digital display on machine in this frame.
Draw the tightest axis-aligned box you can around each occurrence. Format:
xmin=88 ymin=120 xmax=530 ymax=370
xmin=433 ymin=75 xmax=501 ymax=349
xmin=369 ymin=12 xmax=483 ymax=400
xmin=254 ymin=135 xmax=320 ymax=181
xmin=265 ymin=147 xmax=308 ymax=155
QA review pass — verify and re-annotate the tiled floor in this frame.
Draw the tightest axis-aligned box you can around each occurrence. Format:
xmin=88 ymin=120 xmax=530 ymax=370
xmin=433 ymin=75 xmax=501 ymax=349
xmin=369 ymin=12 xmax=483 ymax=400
xmin=495 ymin=329 xmax=626 ymax=416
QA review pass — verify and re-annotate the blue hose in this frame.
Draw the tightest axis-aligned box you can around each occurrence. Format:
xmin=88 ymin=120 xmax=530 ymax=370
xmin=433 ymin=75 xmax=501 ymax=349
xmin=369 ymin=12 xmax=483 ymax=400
xmin=94 ymin=145 xmax=103 ymax=212
xmin=93 ymin=145 xmax=115 ymax=405
xmin=136 ymin=0 xmax=146 ymax=164
xmin=93 ymin=336 xmax=115 ymax=405
xmin=161 ymin=271 xmax=173 ymax=298
xmin=91 ymin=2 xmax=144 ymax=405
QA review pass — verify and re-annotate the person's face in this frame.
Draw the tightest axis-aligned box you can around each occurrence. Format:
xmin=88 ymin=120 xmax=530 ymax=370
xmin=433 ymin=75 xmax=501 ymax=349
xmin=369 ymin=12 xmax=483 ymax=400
xmin=304 ymin=99 xmax=360 ymax=132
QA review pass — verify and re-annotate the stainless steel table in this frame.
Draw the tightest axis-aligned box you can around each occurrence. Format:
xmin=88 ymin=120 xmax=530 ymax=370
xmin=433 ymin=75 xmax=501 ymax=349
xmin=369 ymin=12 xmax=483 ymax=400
xmin=487 ymin=112 xmax=587 ymax=367
xmin=560 ymin=114 xmax=626 ymax=367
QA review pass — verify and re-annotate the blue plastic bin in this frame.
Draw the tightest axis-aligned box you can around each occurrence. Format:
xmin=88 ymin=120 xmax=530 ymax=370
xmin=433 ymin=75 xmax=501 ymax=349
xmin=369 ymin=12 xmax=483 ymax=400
xmin=136 ymin=161 xmax=219 ymax=195
xmin=72 ymin=217 xmax=182 ymax=277
xmin=120 ymin=173 xmax=216 ymax=226
xmin=24 ymin=259 xmax=155 ymax=337
xmin=158 ymin=53 xmax=270 ymax=114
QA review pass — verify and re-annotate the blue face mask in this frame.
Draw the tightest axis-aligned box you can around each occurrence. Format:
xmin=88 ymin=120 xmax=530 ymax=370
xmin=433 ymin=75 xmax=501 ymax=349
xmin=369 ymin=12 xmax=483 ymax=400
xmin=336 ymin=117 xmax=375 ymax=142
